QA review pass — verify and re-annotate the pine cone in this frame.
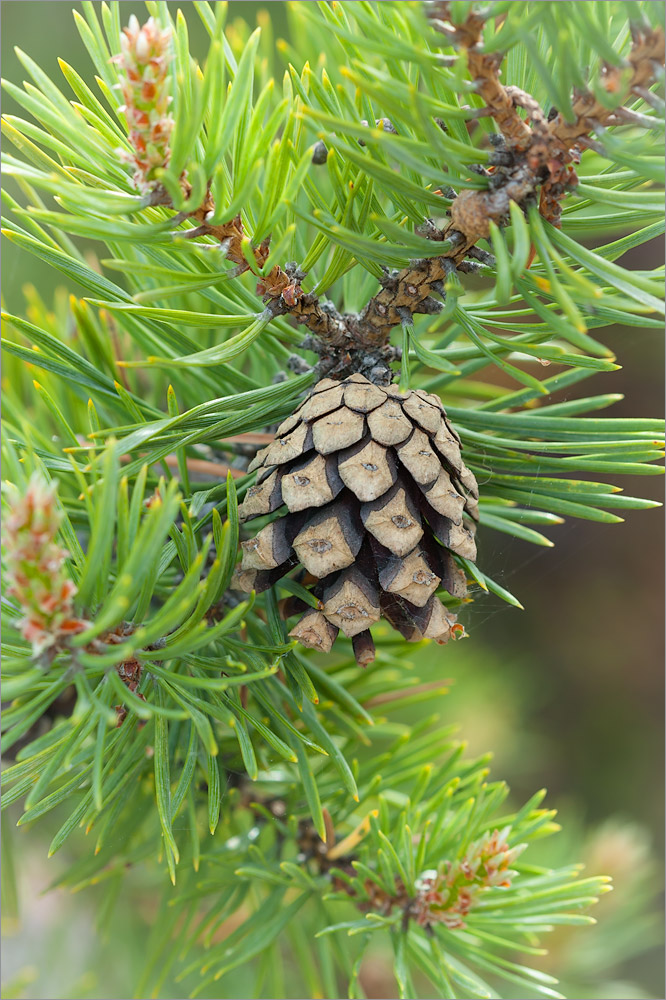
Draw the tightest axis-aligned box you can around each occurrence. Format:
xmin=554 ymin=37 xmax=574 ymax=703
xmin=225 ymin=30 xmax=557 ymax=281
xmin=234 ymin=374 xmax=479 ymax=665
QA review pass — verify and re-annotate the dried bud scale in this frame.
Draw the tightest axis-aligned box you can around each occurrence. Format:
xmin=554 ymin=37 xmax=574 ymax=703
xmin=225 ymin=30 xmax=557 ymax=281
xmin=234 ymin=375 xmax=478 ymax=664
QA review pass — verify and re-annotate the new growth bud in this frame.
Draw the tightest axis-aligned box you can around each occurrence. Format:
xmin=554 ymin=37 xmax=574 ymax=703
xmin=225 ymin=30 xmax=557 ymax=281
xmin=412 ymin=827 xmax=526 ymax=929
xmin=3 ymin=474 xmax=86 ymax=655
xmin=113 ymin=15 xmax=174 ymax=192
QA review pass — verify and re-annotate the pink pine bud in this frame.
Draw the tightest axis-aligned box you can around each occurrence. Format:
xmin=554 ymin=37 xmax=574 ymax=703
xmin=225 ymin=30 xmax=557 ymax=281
xmin=412 ymin=827 xmax=526 ymax=929
xmin=112 ymin=16 xmax=174 ymax=192
xmin=3 ymin=474 xmax=86 ymax=655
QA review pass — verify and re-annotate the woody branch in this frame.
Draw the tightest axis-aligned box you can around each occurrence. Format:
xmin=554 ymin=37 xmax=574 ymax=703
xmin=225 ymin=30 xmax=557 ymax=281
xmin=120 ymin=8 xmax=664 ymax=380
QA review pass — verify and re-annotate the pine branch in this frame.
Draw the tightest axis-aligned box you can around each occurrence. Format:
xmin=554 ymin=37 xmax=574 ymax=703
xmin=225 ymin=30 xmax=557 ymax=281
xmin=139 ymin=0 xmax=665 ymax=370
xmin=427 ymin=1 xmax=665 ymax=231
xmin=1 ymin=3 xmax=664 ymax=996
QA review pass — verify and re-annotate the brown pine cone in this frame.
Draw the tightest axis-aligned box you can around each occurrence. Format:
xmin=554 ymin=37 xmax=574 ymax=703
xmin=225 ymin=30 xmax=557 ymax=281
xmin=233 ymin=374 xmax=479 ymax=665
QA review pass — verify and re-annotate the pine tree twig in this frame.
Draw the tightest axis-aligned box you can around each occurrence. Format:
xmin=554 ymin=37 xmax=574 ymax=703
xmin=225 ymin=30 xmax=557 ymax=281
xmin=171 ymin=160 xmax=490 ymax=367
xmin=187 ymin=3 xmax=664 ymax=362
xmin=607 ymin=107 xmax=662 ymax=129
xmin=162 ymin=189 xmax=401 ymax=376
xmin=550 ymin=24 xmax=666 ymax=147
xmin=153 ymin=184 xmax=401 ymax=378
xmin=342 ymin=254 xmax=454 ymax=348
xmin=299 ymin=10 xmax=662 ymax=358
xmin=428 ymin=2 xmax=665 ymax=232
xmin=184 ymin=196 xmax=353 ymax=350
xmin=632 ymin=84 xmax=665 ymax=111
xmin=113 ymin=6 xmax=663 ymax=375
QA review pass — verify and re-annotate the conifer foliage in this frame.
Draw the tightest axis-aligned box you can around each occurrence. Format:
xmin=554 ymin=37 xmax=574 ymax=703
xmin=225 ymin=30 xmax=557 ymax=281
xmin=1 ymin=2 xmax=664 ymax=997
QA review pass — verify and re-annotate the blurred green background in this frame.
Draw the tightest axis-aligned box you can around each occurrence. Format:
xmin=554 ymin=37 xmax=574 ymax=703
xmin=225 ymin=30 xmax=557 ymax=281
xmin=2 ymin=3 xmax=664 ymax=998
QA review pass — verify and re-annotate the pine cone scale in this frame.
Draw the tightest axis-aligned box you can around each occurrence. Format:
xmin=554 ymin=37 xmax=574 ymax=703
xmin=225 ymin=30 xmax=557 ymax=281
xmin=292 ymin=499 xmax=364 ymax=577
xmin=396 ymin=428 xmax=443 ymax=485
xmin=367 ymin=399 xmax=413 ymax=445
xmin=322 ymin=567 xmax=381 ymax=637
xmin=360 ymin=484 xmax=424 ymax=556
xmin=421 ymin=469 xmax=466 ymax=522
xmin=343 ymin=380 xmax=388 ymax=412
xmin=338 ymin=438 xmax=398 ymax=501
xmin=311 ymin=407 xmax=365 ymax=454
xmin=281 ymin=454 xmax=344 ymax=512
xmin=402 ymin=394 xmax=443 ymax=434
xmin=297 ymin=384 xmax=345 ymax=421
